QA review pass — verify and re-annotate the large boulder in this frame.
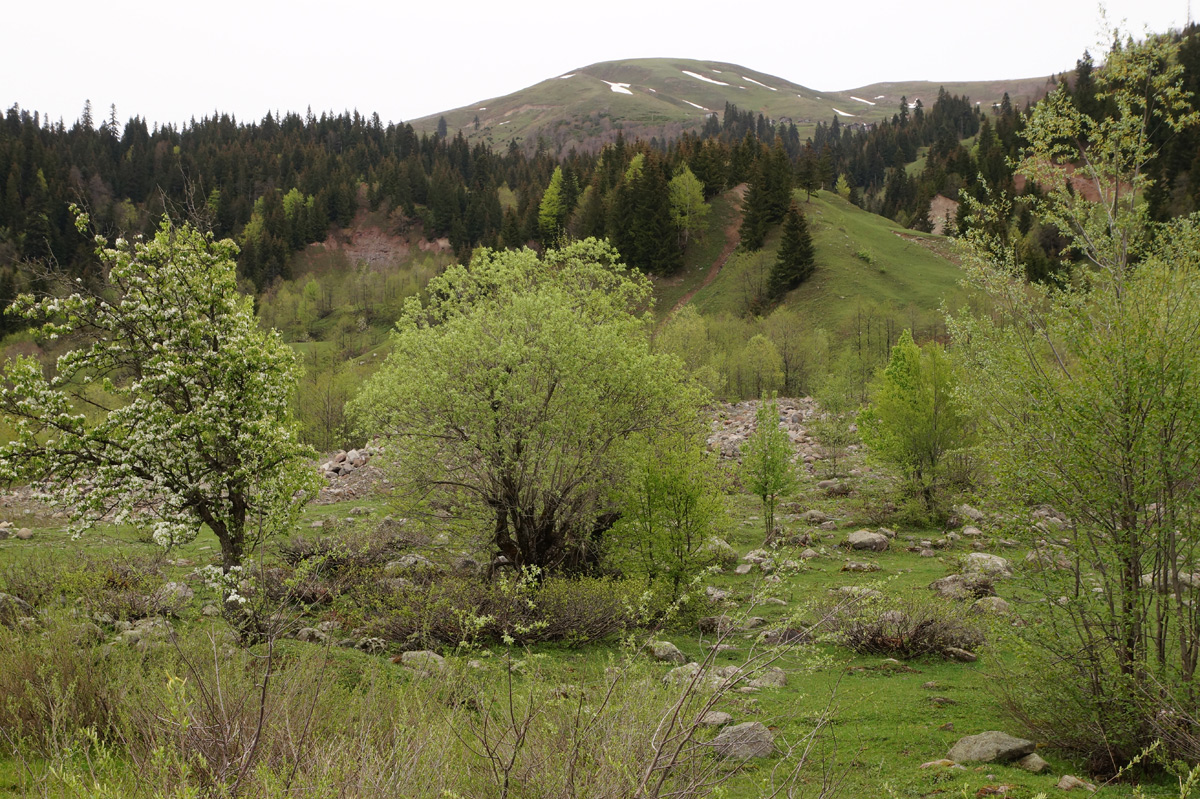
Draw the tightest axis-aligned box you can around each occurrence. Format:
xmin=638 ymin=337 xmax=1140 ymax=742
xmin=947 ymin=731 xmax=1035 ymax=763
xmin=845 ymin=530 xmax=889 ymax=552
xmin=399 ymin=650 xmax=446 ymax=672
xmin=709 ymin=722 xmax=776 ymax=759
xmin=965 ymin=553 xmax=1012 ymax=579
xmin=702 ymin=537 xmax=739 ymax=569
xmin=929 ymin=574 xmax=994 ymax=600
xmin=650 ymin=640 xmax=687 ymax=665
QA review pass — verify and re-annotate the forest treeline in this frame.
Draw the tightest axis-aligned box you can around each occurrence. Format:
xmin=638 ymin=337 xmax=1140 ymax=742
xmin=3 ymin=26 xmax=1200 ymax=333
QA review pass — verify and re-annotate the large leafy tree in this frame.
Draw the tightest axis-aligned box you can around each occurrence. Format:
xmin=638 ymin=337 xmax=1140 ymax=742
xmin=350 ymin=239 xmax=705 ymax=574
xmin=950 ymin=32 xmax=1200 ymax=763
xmin=859 ymin=330 xmax=970 ymax=515
xmin=0 ymin=213 xmax=319 ymax=571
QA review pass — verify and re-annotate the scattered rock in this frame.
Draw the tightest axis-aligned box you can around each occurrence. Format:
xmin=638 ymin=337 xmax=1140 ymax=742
xmin=743 ymin=549 xmax=773 ymax=564
xmin=919 ymin=549 xmax=937 ymax=557
xmin=356 ymin=637 xmax=387 ymax=654
xmin=663 ymin=662 xmax=702 ymax=686
xmin=296 ymin=627 xmax=328 ymax=644
xmin=971 ymin=596 xmax=1012 ymax=615
xmin=948 ymin=731 xmax=1035 ymax=763
xmin=708 ymin=721 xmax=775 ymax=759
xmin=801 ymin=509 xmax=828 ymax=524
xmin=14 ymin=528 xmax=32 ymax=540
xmin=831 ymin=585 xmax=882 ymax=601
xmin=705 ymin=586 xmax=730 ymax=602
xmin=800 ymin=548 xmax=819 ymax=560
xmin=928 ymin=696 xmax=956 ymax=706
xmin=962 ymin=526 xmax=985 ymax=537
xmin=929 ymin=574 xmax=994 ymax=600
xmin=845 ymin=530 xmax=889 ymax=552
xmin=1016 ymin=753 xmax=1049 ymax=773
xmin=702 ymin=537 xmax=739 ymax=569
xmin=0 ymin=592 xmax=33 ymax=626
xmin=201 ymin=603 xmax=221 ymax=617
xmin=384 ymin=554 xmax=436 ymax=574
xmin=1056 ymin=775 xmax=1096 ymax=792
xmin=699 ymin=710 xmax=733 ymax=727
xmin=939 ymin=722 xmax=956 ymax=732
xmin=748 ymin=667 xmax=787 ymax=689
xmin=399 ymin=650 xmax=446 ymax=672
xmin=158 ymin=582 xmax=194 ymax=603
xmin=920 ymin=759 xmax=961 ymax=769
xmin=965 ymin=553 xmax=1012 ymax=579
xmin=650 ymin=640 xmax=688 ymax=665
xmin=955 ymin=504 xmax=986 ymax=523
xmin=699 ymin=615 xmax=738 ymax=634
xmin=842 ymin=560 xmax=881 ymax=573
xmin=944 ymin=647 xmax=978 ymax=662
xmin=734 ymin=563 xmax=753 ymax=575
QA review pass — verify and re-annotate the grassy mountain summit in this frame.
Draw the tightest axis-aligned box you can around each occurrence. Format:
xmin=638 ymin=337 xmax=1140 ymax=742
xmin=410 ymin=57 xmax=1055 ymax=152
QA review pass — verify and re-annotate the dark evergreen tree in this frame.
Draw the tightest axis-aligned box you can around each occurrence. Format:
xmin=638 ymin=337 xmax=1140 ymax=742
xmin=768 ymin=203 xmax=815 ymax=298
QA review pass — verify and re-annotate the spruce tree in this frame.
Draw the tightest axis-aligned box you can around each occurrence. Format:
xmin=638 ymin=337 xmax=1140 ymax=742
xmin=768 ymin=203 xmax=814 ymax=298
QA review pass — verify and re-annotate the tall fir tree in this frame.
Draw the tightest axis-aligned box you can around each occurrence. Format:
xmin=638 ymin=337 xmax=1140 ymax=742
xmin=768 ymin=203 xmax=815 ymax=298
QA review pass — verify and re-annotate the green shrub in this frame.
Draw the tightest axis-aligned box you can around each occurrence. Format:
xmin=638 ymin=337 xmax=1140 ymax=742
xmin=375 ymin=572 xmax=638 ymax=648
xmin=825 ymin=593 xmax=985 ymax=658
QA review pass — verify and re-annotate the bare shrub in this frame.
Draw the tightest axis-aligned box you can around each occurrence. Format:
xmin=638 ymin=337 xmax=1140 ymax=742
xmin=825 ymin=593 xmax=985 ymax=658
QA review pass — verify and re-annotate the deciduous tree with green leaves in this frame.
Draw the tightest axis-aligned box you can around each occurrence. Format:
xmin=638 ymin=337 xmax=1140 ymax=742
xmin=858 ymin=330 xmax=970 ymax=517
xmin=950 ymin=31 xmax=1200 ymax=763
xmin=740 ymin=396 xmax=796 ymax=542
xmin=0 ymin=213 xmax=320 ymax=571
xmin=350 ymin=239 xmax=706 ymax=574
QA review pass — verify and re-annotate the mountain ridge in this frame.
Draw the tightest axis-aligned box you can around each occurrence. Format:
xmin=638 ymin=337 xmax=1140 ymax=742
xmin=408 ymin=57 xmax=1057 ymax=152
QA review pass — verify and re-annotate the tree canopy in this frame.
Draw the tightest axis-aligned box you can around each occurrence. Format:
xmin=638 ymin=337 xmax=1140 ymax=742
xmin=350 ymin=239 xmax=707 ymax=573
xmin=0 ymin=213 xmax=319 ymax=570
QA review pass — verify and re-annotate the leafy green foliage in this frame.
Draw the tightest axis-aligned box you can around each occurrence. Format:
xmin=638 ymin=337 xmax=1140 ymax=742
xmin=859 ymin=330 xmax=971 ymax=517
xmin=351 ymin=239 xmax=706 ymax=573
xmin=951 ymin=31 xmax=1200 ymax=764
xmin=740 ymin=396 xmax=796 ymax=541
xmin=610 ymin=431 xmax=726 ymax=599
xmin=0 ymin=213 xmax=319 ymax=570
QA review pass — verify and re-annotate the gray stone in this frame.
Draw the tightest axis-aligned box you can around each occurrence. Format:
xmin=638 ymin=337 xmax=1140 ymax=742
xmin=845 ymin=530 xmax=889 ymax=552
xmin=962 ymin=526 xmax=985 ymax=537
xmin=663 ymin=662 xmax=702 ymax=686
xmin=800 ymin=548 xmax=819 ymax=560
xmin=842 ymin=560 xmax=881 ymax=572
xmin=709 ymin=722 xmax=775 ymax=759
xmin=356 ymin=637 xmax=387 ymax=654
xmin=947 ymin=731 xmax=1035 ymax=763
xmin=1056 ymin=775 xmax=1097 ymax=792
xmin=743 ymin=549 xmax=772 ymax=564
xmin=702 ymin=537 xmax=739 ymax=568
xmin=0 ymin=592 xmax=33 ymax=626
xmin=876 ymin=527 xmax=897 ymax=539
xmin=929 ymin=574 xmax=982 ymax=600
xmin=650 ymin=640 xmax=687 ymax=665
xmin=955 ymin=504 xmax=986 ymax=523
xmin=699 ymin=615 xmax=738 ymax=634
xmin=699 ymin=711 xmax=733 ymax=727
xmin=965 ymin=553 xmax=1012 ymax=578
xmin=14 ymin=528 xmax=32 ymax=540
xmin=159 ymin=582 xmax=194 ymax=602
xmin=385 ymin=554 xmax=436 ymax=574
xmin=944 ymin=647 xmax=978 ymax=662
xmin=971 ymin=596 xmax=1012 ymax=615
xmin=705 ymin=586 xmax=730 ymax=601
xmin=748 ymin=667 xmax=787 ymax=688
xmin=734 ymin=563 xmax=753 ymax=575
xmin=296 ymin=627 xmax=328 ymax=644
xmin=400 ymin=650 xmax=446 ymax=671
xmin=801 ymin=509 xmax=828 ymax=524
xmin=1016 ymin=753 xmax=1049 ymax=773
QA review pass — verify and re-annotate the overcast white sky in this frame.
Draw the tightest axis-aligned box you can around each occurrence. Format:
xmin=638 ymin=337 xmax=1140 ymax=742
xmin=3 ymin=0 xmax=1192 ymax=129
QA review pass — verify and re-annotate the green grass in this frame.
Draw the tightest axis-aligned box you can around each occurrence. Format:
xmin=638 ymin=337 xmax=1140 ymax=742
xmin=652 ymin=190 xmax=741 ymax=318
xmin=688 ymin=190 xmax=964 ymax=333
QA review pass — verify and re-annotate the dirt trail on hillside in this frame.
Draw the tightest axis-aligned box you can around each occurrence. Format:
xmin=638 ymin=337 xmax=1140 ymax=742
xmin=668 ymin=184 xmax=746 ymax=317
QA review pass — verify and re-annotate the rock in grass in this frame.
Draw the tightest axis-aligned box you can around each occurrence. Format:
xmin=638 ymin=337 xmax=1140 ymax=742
xmin=846 ymin=530 xmax=889 ymax=552
xmin=0 ymin=592 xmax=33 ymax=626
xmin=748 ymin=667 xmax=787 ymax=689
xmin=947 ymin=731 xmax=1035 ymax=763
xmin=842 ymin=560 xmax=881 ymax=572
xmin=1015 ymin=753 xmax=1049 ymax=773
xmin=650 ymin=640 xmax=687 ymax=665
xmin=702 ymin=537 xmax=739 ymax=568
xmin=971 ymin=596 xmax=1011 ymax=615
xmin=1056 ymin=775 xmax=1097 ymax=791
xmin=919 ymin=759 xmax=961 ymax=769
xmin=399 ymin=650 xmax=446 ymax=672
xmin=699 ymin=711 xmax=733 ymax=726
xmin=14 ymin=528 xmax=32 ymax=540
xmin=709 ymin=721 xmax=775 ymax=759
xmin=944 ymin=647 xmax=978 ymax=662
xmin=965 ymin=553 xmax=1012 ymax=578
xmin=734 ymin=563 xmax=753 ymax=575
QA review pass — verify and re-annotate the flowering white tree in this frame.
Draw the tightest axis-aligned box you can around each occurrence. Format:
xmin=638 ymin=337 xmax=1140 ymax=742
xmin=0 ymin=211 xmax=319 ymax=571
